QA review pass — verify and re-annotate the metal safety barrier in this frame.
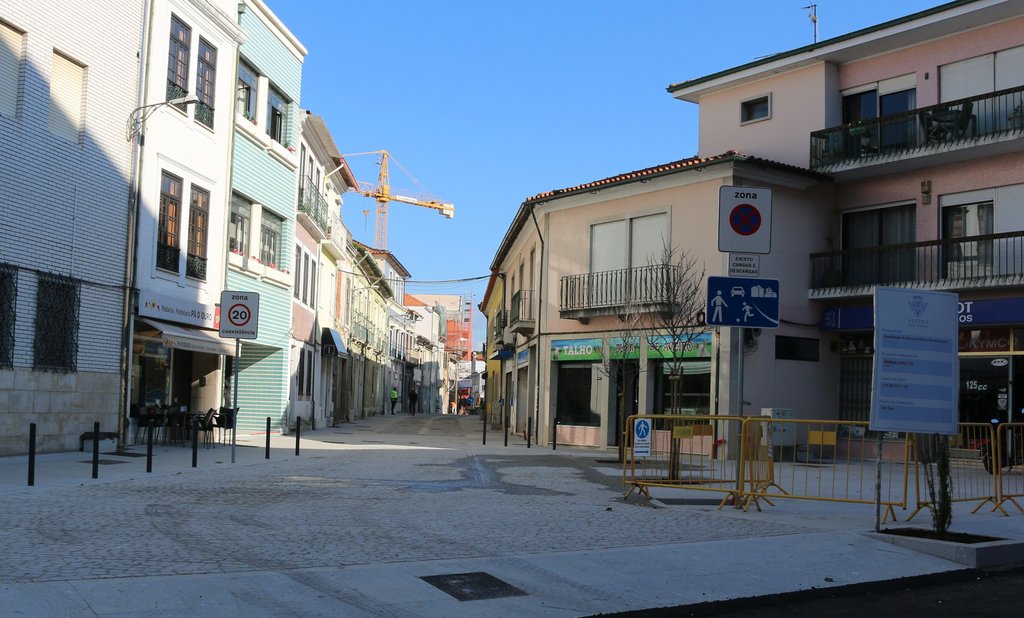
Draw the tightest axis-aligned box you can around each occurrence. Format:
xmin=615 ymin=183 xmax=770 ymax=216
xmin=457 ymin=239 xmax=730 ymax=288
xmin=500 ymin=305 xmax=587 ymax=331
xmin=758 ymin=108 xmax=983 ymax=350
xmin=623 ymin=414 xmax=744 ymax=507
xmin=994 ymin=422 xmax=1024 ymax=515
xmin=737 ymin=418 xmax=910 ymax=522
xmin=908 ymin=423 xmax=1002 ymax=520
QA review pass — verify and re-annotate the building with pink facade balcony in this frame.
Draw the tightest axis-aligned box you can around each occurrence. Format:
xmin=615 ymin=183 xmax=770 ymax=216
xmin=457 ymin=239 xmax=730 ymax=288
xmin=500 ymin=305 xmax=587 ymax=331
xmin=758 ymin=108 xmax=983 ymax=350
xmin=670 ymin=0 xmax=1024 ymax=427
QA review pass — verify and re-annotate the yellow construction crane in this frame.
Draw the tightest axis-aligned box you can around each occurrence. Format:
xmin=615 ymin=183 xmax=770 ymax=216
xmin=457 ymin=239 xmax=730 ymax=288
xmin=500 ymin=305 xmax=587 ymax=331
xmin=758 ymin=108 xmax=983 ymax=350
xmin=346 ymin=150 xmax=454 ymax=249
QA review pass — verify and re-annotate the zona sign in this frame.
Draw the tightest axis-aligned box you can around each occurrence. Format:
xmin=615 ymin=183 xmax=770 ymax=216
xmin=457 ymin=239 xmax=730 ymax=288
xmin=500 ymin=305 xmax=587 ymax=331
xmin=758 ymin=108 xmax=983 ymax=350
xmin=219 ymin=291 xmax=260 ymax=340
xmin=719 ymin=185 xmax=772 ymax=254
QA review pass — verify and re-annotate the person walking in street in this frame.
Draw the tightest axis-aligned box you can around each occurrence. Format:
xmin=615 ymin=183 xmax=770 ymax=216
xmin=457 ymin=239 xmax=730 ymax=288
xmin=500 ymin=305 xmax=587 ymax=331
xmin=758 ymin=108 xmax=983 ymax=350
xmin=389 ymin=387 xmax=399 ymax=414
xmin=408 ymin=389 xmax=418 ymax=415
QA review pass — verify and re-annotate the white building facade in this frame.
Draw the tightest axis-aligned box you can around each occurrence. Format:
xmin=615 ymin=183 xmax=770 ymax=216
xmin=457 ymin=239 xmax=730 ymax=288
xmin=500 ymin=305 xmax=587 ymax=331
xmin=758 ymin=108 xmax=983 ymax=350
xmin=0 ymin=1 xmax=143 ymax=454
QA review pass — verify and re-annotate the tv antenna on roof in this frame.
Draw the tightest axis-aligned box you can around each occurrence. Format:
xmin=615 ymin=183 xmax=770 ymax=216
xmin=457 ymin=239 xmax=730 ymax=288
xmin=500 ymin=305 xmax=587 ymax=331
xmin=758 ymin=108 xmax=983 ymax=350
xmin=802 ymin=4 xmax=818 ymax=43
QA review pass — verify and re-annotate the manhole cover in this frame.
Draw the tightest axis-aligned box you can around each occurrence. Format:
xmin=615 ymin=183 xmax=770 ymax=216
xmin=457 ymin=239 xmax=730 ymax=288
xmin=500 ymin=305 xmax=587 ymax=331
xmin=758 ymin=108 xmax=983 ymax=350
xmin=420 ymin=572 xmax=526 ymax=601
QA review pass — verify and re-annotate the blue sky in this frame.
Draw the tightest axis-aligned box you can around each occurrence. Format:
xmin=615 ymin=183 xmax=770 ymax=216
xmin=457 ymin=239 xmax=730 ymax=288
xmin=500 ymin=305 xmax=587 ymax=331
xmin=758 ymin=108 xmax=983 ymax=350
xmin=267 ymin=0 xmax=940 ymax=347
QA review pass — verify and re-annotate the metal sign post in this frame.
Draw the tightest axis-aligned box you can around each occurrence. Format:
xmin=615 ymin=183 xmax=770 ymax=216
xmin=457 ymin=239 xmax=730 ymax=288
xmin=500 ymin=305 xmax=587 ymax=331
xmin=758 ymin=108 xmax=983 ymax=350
xmin=219 ymin=291 xmax=260 ymax=464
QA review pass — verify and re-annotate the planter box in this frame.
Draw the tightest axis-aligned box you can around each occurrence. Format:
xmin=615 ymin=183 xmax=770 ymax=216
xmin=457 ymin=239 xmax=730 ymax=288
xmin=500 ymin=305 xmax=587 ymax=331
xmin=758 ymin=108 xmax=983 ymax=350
xmin=865 ymin=531 xmax=1024 ymax=568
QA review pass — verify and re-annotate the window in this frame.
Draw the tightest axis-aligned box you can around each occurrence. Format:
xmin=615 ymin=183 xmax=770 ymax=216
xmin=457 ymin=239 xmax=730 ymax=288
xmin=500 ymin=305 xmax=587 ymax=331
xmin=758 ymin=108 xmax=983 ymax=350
xmin=740 ymin=94 xmax=770 ymax=123
xmin=943 ymin=201 xmax=993 ymax=278
xmin=229 ymin=194 xmax=250 ymax=254
xmin=302 ymin=252 xmax=310 ymax=303
xmin=775 ymin=336 xmax=819 ymax=362
xmin=305 ymin=348 xmax=314 ymax=396
xmin=266 ymin=85 xmax=286 ymax=143
xmin=34 ymin=273 xmax=79 ymax=372
xmin=158 ymin=172 xmax=182 ymax=273
xmin=187 ymin=185 xmax=209 ymax=280
xmin=555 ymin=364 xmax=596 ymax=426
xmin=590 ymin=213 xmax=667 ymax=272
xmin=0 ymin=21 xmax=23 ymax=118
xmin=260 ymin=209 xmax=283 ymax=266
xmin=652 ymin=360 xmax=711 ymax=414
xmin=167 ymin=16 xmax=191 ymax=103
xmin=237 ymin=60 xmax=257 ymax=120
xmin=842 ymin=204 xmax=915 ymax=285
xmin=293 ymin=246 xmax=302 ymax=299
xmin=0 ymin=264 xmax=15 ymax=368
xmin=194 ymin=38 xmax=216 ymax=128
xmin=309 ymin=257 xmax=317 ymax=306
xmin=48 ymin=51 xmax=85 ymax=142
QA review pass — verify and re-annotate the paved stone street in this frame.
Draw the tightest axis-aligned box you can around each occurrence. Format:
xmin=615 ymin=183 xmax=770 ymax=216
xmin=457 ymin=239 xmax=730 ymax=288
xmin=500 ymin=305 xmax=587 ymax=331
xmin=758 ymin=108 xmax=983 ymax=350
xmin=0 ymin=414 xmax=1020 ymax=616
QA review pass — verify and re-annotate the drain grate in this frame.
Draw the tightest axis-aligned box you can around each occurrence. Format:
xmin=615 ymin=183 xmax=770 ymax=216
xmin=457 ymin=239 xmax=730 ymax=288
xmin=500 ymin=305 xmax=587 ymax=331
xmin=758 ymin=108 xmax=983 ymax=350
xmin=103 ymin=451 xmax=148 ymax=458
xmin=78 ymin=459 xmax=128 ymax=466
xmin=420 ymin=572 xmax=526 ymax=602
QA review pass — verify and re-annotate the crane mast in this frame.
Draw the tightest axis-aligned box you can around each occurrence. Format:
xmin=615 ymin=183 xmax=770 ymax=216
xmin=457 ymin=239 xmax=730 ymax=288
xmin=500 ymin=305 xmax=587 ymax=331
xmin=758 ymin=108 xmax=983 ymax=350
xmin=349 ymin=150 xmax=454 ymax=249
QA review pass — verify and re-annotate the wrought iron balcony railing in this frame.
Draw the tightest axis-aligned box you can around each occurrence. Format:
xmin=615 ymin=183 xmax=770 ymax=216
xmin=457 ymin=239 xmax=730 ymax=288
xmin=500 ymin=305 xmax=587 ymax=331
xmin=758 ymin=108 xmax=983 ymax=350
xmin=185 ymin=253 xmax=207 ymax=280
xmin=194 ymin=101 xmax=214 ymax=128
xmin=560 ymin=264 xmax=675 ymax=317
xmin=810 ymin=84 xmax=1024 ymax=170
xmin=156 ymin=242 xmax=180 ymax=273
xmin=297 ymin=177 xmax=330 ymax=234
xmin=509 ymin=290 xmax=535 ymax=334
xmin=810 ymin=230 xmax=1024 ymax=293
xmin=166 ymin=81 xmax=187 ymax=112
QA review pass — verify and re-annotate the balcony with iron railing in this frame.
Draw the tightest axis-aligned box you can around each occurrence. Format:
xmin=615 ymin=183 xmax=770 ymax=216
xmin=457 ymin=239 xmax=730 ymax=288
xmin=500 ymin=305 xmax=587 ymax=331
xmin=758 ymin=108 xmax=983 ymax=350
xmin=509 ymin=290 xmax=535 ymax=335
xmin=810 ymin=85 xmax=1024 ymax=173
xmin=560 ymin=264 xmax=675 ymax=320
xmin=490 ymin=309 xmax=508 ymax=343
xmin=156 ymin=242 xmax=179 ymax=273
xmin=297 ymin=177 xmax=330 ymax=239
xmin=809 ymin=231 xmax=1024 ymax=299
xmin=185 ymin=253 xmax=206 ymax=280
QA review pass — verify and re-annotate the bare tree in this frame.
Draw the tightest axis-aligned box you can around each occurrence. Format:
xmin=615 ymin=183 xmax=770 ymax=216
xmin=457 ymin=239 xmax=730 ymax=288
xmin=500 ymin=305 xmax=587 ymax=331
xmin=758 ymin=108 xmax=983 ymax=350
xmin=594 ymin=293 xmax=646 ymax=463
xmin=641 ymin=242 xmax=709 ymax=415
xmin=635 ymin=242 xmax=708 ymax=479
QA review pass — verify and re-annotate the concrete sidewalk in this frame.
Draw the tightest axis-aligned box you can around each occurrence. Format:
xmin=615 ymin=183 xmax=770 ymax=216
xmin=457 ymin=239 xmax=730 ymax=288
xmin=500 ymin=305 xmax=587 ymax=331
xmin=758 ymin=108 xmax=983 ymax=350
xmin=0 ymin=413 xmax=1022 ymax=616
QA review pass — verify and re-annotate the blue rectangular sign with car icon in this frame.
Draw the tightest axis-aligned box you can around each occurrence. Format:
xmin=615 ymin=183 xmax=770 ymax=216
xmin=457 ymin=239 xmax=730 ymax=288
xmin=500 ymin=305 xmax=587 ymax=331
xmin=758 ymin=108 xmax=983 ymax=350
xmin=706 ymin=276 xmax=780 ymax=328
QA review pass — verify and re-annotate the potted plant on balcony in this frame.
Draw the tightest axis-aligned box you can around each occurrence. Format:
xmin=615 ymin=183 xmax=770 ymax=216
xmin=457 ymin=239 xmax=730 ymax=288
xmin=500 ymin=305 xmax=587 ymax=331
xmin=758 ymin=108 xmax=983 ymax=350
xmin=1009 ymin=102 xmax=1024 ymax=130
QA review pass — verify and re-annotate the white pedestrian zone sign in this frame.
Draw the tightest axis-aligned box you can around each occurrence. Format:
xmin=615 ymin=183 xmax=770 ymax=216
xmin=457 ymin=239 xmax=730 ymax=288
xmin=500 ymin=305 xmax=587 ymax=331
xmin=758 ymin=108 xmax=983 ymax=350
xmin=633 ymin=417 xmax=652 ymax=458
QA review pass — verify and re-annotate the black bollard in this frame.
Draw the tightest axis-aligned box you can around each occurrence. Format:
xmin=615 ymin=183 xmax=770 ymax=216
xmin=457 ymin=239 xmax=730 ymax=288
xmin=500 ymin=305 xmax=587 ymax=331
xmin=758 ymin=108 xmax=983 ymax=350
xmin=146 ymin=422 xmax=153 ymax=473
xmin=28 ymin=423 xmax=36 ymax=486
xmin=482 ymin=411 xmax=487 ymax=445
xmin=265 ymin=417 xmax=271 ymax=459
xmin=191 ymin=416 xmax=198 ymax=468
xmin=552 ymin=418 xmax=558 ymax=451
xmin=92 ymin=421 xmax=100 ymax=479
xmin=504 ymin=412 xmax=508 ymax=447
xmin=527 ymin=417 xmax=532 ymax=449
xmin=295 ymin=416 xmax=301 ymax=456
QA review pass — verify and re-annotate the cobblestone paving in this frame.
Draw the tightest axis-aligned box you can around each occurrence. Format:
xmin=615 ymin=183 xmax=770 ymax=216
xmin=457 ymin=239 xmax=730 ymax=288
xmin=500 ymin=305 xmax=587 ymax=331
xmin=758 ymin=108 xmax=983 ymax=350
xmin=0 ymin=416 xmax=814 ymax=584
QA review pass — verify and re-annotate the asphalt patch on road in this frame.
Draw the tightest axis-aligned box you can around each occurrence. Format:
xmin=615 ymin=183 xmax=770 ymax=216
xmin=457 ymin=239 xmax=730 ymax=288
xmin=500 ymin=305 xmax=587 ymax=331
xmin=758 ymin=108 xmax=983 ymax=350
xmin=590 ymin=566 xmax=1024 ymax=617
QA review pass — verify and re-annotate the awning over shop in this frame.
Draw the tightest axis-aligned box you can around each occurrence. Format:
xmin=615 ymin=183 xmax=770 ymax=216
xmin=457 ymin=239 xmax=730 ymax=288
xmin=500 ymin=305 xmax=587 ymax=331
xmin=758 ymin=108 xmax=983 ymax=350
xmin=321 ymin=327 xmax=348 ymax=356
xmin=488 ymin=348 xmax=513 ymax=361
xmin=138 ymin=318 xmax=234 ymax=355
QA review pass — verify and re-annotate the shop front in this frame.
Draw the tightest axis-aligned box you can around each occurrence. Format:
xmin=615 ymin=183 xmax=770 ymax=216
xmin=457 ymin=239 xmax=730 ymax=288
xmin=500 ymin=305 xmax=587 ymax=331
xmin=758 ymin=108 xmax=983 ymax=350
xmin=645 ymin=333 xmax=714 ymax=415
xmin=824 ymin=297 xmax=1024 ymax=425
xmin=550 ymin=338 xmax=604 ymax=446
xmin=130 ymin=291 xmax=231 ymax=442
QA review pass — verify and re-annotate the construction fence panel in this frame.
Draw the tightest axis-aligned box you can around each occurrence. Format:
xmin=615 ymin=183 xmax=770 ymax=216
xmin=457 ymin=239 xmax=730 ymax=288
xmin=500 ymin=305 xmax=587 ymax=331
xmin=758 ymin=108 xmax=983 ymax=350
xmin=624 ymin=414 xmax=744 ymax=505
xmin=908 ymin=423 xmax=1003 ymax=520
xmin=995 ymin=422 xmax=1024 ymax=514
xmin=738 ymin=418 xmax=910 ymax=522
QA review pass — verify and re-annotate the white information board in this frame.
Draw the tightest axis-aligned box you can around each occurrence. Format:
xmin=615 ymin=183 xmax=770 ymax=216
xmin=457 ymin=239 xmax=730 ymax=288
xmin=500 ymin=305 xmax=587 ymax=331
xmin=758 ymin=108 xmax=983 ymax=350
xmin=870 ymin=287 xmax=959 ymax=435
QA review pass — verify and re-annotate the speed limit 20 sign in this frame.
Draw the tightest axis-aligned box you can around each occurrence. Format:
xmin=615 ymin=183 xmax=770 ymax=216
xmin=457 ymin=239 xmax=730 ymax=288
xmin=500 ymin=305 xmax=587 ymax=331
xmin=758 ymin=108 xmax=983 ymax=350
xmin=219 ymin=291 xmax=260 ymax=340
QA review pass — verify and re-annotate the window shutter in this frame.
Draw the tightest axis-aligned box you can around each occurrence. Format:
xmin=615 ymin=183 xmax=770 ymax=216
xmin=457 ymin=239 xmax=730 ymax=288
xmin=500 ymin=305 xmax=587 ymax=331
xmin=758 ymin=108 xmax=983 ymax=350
xmin=49 ymin=52 xmax=85 ymax=142
xmin=939 ymin=54 xmax=993 ymax=102
xmin=0 ymin=22 xmax=22 ymax=117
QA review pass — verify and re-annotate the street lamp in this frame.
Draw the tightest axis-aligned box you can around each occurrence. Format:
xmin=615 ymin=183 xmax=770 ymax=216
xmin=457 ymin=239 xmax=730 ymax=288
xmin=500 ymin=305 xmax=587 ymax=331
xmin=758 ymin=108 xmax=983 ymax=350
xmin=125 ymin=93 xmax=200 ymax=142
